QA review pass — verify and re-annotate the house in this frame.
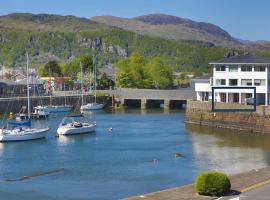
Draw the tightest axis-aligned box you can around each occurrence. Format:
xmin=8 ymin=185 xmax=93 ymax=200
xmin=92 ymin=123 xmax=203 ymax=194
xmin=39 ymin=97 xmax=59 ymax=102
xmin=0 ymin=80 xmax=24 ymax=97
xmin=195 ymin=54 xmax=270 ymax=105
xmin=0 ymin=75 xmax=45 ymax=97
xmin=191 ymin=75 xmax=212 ymax=101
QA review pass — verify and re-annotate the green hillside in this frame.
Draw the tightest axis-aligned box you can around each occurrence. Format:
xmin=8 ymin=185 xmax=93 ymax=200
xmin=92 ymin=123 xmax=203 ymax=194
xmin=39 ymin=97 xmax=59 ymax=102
xmin=0 ymin=13 xmax=268 ymax=74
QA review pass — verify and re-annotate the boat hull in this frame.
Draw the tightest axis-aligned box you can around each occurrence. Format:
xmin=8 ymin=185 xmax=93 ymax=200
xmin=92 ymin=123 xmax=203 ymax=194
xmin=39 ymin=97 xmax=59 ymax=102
xmin=57 ymin=124 xmax=96 ymax=135
xmin=37 ymin=106 xmax=73 ymax=113
xmin=0 ymin=128 xmax=50 ymax=142
xmin=80 ymin=103 xmax=104 ymax=111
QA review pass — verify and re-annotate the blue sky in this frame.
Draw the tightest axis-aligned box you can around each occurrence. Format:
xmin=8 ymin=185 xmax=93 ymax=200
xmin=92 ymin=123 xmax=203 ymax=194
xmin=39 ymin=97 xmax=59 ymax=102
xmin=0 ymin=0 xmax=269 ymax=41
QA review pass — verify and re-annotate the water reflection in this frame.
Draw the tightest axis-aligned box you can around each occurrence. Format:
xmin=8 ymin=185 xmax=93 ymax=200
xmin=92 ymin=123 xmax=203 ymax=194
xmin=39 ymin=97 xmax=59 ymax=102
xmin=187 ymin=124 xmax=270 ymax=174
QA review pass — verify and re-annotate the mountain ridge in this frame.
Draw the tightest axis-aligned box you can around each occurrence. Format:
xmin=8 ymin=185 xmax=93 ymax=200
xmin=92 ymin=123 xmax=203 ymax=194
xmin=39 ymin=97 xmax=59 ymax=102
xmin=91 ymin=13 xmax=240 ymax=47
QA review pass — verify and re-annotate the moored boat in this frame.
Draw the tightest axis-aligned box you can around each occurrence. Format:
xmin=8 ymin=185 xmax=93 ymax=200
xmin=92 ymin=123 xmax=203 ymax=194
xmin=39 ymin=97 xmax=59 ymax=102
xmin=57 ymin=115 xmax=96 ymax=136
xmin=0 ymin=127 xmax=50 ymax=142
xmin=0 ymin=52 xmax=50 ymax=142
xmin=34 ymin=105 xmax=72 ymax=113
xmin=80 ymin=103 xmax=104 ymax=111
xmin=80 ymin=59 xmax=105 ymax=111
xmin=16 ymin=106 xmax=50 ymax=120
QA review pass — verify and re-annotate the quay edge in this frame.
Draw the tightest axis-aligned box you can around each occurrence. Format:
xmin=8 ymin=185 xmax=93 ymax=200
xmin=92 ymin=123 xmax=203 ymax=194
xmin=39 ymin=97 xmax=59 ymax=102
xmin=185 ymin=100 xmax=270 ymax=134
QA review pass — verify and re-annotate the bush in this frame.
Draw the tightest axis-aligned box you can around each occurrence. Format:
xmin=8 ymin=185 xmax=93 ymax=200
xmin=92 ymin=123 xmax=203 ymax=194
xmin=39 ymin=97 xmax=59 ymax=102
xmin=195 ymin=172 xmax=231 ymax=197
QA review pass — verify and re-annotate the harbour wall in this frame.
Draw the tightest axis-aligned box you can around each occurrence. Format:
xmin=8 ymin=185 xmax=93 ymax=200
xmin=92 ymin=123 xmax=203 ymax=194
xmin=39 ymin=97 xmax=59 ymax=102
xmin=0 ymin=95 xmax=110 ymax=115
xmin=185 ymin=100 xmax=270 ymax=134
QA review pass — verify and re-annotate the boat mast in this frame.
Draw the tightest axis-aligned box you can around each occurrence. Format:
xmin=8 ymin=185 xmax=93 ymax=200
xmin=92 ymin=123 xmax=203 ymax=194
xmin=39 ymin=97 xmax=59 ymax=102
xmin=93 ymin=55 xmax=97 ymax=104
xmin=49 ymin=68 xmax=52 ymax=106
xmin=26 ymin=52 xmax=30 ymax=119
xmin=64 ymin=83 xmax=67 ymax=106
xmin=80 ymin=62 xmax=83 ymax=106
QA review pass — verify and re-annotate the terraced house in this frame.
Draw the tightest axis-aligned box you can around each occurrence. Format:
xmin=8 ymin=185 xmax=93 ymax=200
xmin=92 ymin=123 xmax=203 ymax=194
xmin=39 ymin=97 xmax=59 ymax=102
xmin=195 ymin=54 xmax=270 ymax=105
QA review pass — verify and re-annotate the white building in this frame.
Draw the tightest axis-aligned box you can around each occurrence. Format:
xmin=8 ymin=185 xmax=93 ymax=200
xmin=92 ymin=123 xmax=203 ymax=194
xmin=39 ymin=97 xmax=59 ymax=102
xmin=195 ymin=54 xmax=270 ymax=105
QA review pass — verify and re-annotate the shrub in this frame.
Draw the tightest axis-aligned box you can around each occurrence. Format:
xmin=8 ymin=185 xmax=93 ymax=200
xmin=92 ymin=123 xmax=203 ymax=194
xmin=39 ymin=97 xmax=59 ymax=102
xmin=195 ymin=172 xmax=231 ymax=197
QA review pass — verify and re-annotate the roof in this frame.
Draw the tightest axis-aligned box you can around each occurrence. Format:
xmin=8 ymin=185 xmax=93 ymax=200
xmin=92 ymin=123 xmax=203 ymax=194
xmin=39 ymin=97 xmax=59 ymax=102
xmin=0 ymin=79 xmax=20 ymax=86
xmin=190 ymin=75 xmax=211 ymax=83
xmin=16 ymin=76 xmax=44 ymax=85
xmin=210 ymin=54 xmax=270 ymax=65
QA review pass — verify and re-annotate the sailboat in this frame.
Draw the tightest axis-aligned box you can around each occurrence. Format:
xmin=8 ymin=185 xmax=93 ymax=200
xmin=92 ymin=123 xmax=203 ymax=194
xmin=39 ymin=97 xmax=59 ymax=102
xmin=0 ymin=52 xmax=50 ymax=142
xmin=35 ymin=75 xmax=73 ymax=113
xmin=80 ymin=57 xmax=104 ymax=111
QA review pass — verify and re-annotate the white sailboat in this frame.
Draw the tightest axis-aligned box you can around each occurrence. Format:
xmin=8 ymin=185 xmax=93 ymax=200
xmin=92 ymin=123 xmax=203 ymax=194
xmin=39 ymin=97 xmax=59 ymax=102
xmin=80 ymin=58 xmax=104 ymax=111
xmin=35 ymin=74 xmax=73 ymax=113
xmin=0 ymin=52 xmax=50 ymax=142
xmin=57 ymin=114 xmax=96 ymax=136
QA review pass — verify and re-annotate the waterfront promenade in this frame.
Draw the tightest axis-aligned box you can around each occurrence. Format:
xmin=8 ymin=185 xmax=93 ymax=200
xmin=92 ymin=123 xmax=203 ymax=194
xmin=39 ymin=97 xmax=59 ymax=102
xmin=125 ymin=167 xmax=270 ymax=200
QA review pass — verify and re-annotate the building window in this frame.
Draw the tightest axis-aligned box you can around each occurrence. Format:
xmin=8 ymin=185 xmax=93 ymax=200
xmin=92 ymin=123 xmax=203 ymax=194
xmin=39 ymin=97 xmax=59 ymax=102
xmin=241 ymin=66 xmax=252 ymax=72
xmin=254 ymin=66 xmax=265 ymax=72
xmin=215 ymin=79 xmax=226 ymax=86
xmin=216 ymin=65 xmax=226 ymax=71
xmin=254 ymin=79 xmax=265 ymax=86
xmin=229 ymin=79 xmax=238 ymax=86
xmin=241 ymin=79 xmax=252 ymax=86
xmin=229 ymin=65 xmax=238 ymax=72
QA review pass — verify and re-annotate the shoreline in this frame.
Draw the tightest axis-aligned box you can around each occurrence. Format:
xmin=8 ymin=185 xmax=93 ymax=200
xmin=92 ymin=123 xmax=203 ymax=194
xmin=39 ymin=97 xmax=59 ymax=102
xmin=124 ymin=166 xmax=270 ymax=200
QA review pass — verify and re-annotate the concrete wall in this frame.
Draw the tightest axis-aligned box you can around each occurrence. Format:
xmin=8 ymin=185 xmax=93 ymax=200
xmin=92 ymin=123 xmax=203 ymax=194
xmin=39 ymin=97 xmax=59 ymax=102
xmin=186 ymin=100 xmax=270 ymax=134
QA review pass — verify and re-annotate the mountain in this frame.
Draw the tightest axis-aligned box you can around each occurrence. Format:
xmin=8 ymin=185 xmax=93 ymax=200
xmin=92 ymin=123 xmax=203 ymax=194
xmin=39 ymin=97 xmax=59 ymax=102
xmin=92 ymin=14 xmax=240 ymax=47
xmin=0 ymin=13 xmax=269 ymax=73
xmin=0 ymin=13 xmax=105 ymax=31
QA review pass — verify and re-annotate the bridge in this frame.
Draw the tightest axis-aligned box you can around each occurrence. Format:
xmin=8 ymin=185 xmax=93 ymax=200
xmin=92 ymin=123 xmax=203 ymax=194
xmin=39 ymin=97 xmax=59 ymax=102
xmin=55 ymin=88 xmax=195 ymax=109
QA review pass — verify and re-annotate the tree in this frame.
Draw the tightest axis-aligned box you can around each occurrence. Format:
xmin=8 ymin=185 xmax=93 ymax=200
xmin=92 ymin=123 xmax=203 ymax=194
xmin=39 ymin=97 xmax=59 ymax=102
xmin=98 ymin=73 xmax=110 ymax=89
xmin=146 ymin=57 xmax=173 ymax=89
xmin=61 ymin=55 xmax=93 ymax=78
xmin=39 ymin=60 xmax=62 ymax=77
xmin=193 ymin=69 xmax=203 ymax=77
xmin=116 ymin=72 xmax=134 ymax=88
xmin=116 ymin=53 xmax=147 ymax=88
xmin=77 ymin=71 xmax=94 ymax=88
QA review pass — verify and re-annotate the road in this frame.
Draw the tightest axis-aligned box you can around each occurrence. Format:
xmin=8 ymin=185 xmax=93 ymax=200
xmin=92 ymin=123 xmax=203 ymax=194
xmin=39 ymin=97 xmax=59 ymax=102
xmin=219 ymin=183 xmax=270 ymax=200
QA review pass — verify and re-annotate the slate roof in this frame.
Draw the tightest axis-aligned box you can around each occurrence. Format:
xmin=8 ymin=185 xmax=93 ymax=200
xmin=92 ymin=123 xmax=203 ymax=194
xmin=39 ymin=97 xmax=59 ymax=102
xmin=16 ymin=76 xmax=43 ymax=85
xmin=0 ymin=79 xmax=19 ymax=86
xmin=210 ymin=54 xmax=270 ymax=64
xmin=190 ymin=75 xmax=211 ymax=83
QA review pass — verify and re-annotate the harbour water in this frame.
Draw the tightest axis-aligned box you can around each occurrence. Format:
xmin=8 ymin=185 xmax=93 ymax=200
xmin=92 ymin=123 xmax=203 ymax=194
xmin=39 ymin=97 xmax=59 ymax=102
xmin=1 ymin=109 xmax=270 ymax=200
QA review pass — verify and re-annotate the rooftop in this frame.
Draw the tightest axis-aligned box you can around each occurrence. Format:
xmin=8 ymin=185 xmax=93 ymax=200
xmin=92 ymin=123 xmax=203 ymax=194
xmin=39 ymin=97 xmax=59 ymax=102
xmin=191 ymin=75 xmax=211 ymax=81
xmin=210 ymin=54 xmax=270 ymax=65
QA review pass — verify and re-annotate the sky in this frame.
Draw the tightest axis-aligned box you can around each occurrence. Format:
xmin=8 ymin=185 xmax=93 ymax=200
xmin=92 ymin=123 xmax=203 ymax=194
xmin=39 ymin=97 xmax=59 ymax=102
xmin=0 ymin=0 xmax=269 ymax=41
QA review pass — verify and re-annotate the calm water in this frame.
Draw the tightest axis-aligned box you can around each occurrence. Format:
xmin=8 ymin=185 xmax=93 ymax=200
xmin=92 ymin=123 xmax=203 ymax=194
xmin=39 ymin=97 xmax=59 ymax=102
xmin=1 ymin=109 xmax=270 ymax=200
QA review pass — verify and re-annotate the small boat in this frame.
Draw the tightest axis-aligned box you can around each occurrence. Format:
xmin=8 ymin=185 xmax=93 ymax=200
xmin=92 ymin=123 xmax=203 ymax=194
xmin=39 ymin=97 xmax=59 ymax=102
xmin=0 ymin=126 xmax=50 ymax=142
xmin=32 ymin=106 xmax=50 ymax=119
xmin=36 ymin=84 xmax=73 ymax=113
xmin=80 ymin=60 xmax=104 ymax=111
xmin=0 ymin=52 xmax=51 ymax=142
xmin=57 ymin=115 xmax=96 ymax=136
xmin=80 ymin=103 xmax=104 ymax=111
xmin=34 ymin=105 xmax=72 ymax=113
xmin=16 ymin=106 xmax=50 ymax=120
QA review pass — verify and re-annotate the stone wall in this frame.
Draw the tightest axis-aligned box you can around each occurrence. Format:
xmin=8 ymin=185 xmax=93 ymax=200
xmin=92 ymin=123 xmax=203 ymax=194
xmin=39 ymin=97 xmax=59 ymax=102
xmin=0 ymin=95 xmax=110 ymax=115
xmin=186 ymin=100 xmax=270 ymax=134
